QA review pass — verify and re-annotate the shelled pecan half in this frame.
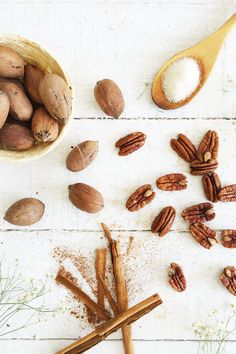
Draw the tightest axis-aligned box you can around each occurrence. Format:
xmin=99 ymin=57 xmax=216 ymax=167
xmin=182 ymin=202 xmax=215 ymax=224
xmin=126 ymin=184 xmax=155 ymax=212
xmin=151 ymin=206 xmax=176 ymax=236
xmin=190 ymin=159 xmax=218 ymax=176
xmin=156 ymin=173 xmax=187 ymax=191
xmin=218 ymin=184 xmax=236 ymax=202
xmin=220 ymin=266 xmax=236 ymax=296
xmin=189 ymin=223 xmax=217 ymax=249
xmin=115 ymin=131 xmax=146 ymax=156
xmin=202 ymin=172 xmax=221 ymax=202
xmin=170 ymin=133 xmax=197 ymax=162
xmin=168 ymin=263 xmax=186 ymax=292
xmin=198 ymin=130 xmax=219 ymax=162
xmin=221 ymin=230 xmax=236 ymax=248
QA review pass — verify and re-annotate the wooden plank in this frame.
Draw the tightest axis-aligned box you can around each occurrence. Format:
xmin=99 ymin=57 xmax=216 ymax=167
xmin=0 ymin=2 xmax=235 ymax=118
xmin=0 ymin=230 xmax=235 ymax=340
xmin=0 ymin=1 xmax=235 ymax=352
xmin=0 ymin=119 xmax=235 ymax=231
xmin=2 ymin=339 xmax=236 ymax=354
xmin=1 ymin=339 xmax=236 ymax=354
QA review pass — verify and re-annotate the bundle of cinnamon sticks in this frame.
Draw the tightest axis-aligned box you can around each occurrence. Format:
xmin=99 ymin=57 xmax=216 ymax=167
xmin=55 ymin=223 xmax=163 ymax=354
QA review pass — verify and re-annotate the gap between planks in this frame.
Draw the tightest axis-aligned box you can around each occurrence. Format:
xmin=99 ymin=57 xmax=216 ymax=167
xmin=0 ymin=338 xmax=235 ymax=343
xmin=4 ymin=1 xmax=219 ymax=5
xmin=0 ymin=228 xmax=228 ymax=233
xmin=72 ymin=117 xmax=236 ymax=121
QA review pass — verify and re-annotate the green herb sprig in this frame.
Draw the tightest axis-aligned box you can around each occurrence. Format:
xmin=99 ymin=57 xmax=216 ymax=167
xmin=0 ymin=259 xmax=56 ymax=337
xmin=193 ymin=305 xmax=236 ymax=354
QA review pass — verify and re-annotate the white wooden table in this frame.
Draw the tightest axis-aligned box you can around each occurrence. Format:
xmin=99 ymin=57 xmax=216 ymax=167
xmin=0 ymin=1 xmax=236 ymax=353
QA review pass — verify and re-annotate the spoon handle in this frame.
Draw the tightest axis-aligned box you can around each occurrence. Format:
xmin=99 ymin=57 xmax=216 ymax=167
xmin=212 ymin=13 xmax=236 ymax=43
xmin=195 ymin=13 xmax=236 ymax=63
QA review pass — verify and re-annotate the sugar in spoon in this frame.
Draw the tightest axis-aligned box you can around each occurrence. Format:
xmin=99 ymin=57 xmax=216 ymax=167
xmin=152 ymin=13 xmax=236 ymax=110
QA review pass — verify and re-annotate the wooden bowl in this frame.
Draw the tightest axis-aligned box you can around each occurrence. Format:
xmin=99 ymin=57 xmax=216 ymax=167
xmin=0 ymin=34 xmax=73 ymax=162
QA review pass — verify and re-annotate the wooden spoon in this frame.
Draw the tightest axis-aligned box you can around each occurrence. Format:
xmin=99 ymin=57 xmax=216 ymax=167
xmin=152 ymin=13 xmax=236 ymax=110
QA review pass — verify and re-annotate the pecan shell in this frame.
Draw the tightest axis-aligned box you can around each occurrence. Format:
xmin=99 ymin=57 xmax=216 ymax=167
xmin=189 ymin=223 xmax=217 ymax=249
xmin=156 ymin=173 xmax=187 ymax=191
xmin=220 ymin=266 xmax=236 ymax=296
xmin=190 ymin=159 xmax=218 ymax=176
xmin=202 ymin=172 xmax=221 ymax=203
xmin=198 ymin=130 xmax=219 ymax=162
xmin=168 ymin=263 xmax=186 ymax=292
xmin=151 ymin=206 xmax=176 ymax=236
xmin=221 ymin=230 xmax=236 ymax=248
xmin=115 ymin=132 xmax=146 ymax=156
xmin=218 ymin=184 xmax=236 ymax=202
xmin=68 ymin=183 xmax=104 ymax=214
xmin=182 ymin=202 xmax=215 ymax=223
xmin=126 ymin=184 xmax=155 ymax=212
xmin=170 ymin=133 xmax=197 ymax=162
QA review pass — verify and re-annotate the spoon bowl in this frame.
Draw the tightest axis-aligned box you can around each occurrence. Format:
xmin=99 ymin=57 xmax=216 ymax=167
xmin=152 ymin=13 xmax=236 ymax=110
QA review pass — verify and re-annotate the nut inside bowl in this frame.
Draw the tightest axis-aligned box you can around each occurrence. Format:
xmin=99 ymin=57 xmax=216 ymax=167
xmin=0 ymin=34 xmax=73 ymax=162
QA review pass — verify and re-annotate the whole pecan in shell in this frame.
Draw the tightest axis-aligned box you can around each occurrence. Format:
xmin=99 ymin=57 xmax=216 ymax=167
xmin=32 ymin=107 xmax=59 ymax=143
xmin=168 ymin=263 xmax=186 ymax=292
xmin=24 ymin=64 xmax=44 ymax=104
xmin=68 ymin=183 xmax=104 ymax=214
xmin=182 ymin=202 xmax=215 ymax=224
xmin=66 ymin=141 xmax=99 ymax=172
xmin=220 ymin=266 xmax=236 ymax=296
xmin=115 ymin=132 xmax=146 ymax=156
xmin=151 ymin=206 xmax=176 ymax=236
xmin=190 ymin=159 xmax=218 ymax=176
xmin=170 ymin=133 xmax=197 ymax=162
xmin=218 ymin=184 xmax=236 ymax=202
xmin=126 ymin=184 xmax=155 ymax=212
xmin=221 ymin=230 xmax=236 ymax=248
xmin=0 ymin=91 xmax=10 ymax=129
xmin=202 ymin=172 xmax=221 ymax=202
xmin=156 ymin=173 xmax=187 ymax=191
xmin=4 ymin=198 xmax=45 ymax=226
xmin=189 ymin=223 xmax=217 ymax=249
xmin=198 ymin=130 xmax=219 ymax=162
xmin=0 ymin=123 xmax=34 ymax=151
xmin=94 ymin=79 xmax=125 ymax=118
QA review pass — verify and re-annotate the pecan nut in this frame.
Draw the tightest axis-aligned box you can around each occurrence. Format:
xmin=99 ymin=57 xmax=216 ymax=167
xmin=198 ymin=130 xmax=219 ymax=162
xmin=190 ymin=159 xmax=218 ymax=176
xmin=202 ymin=172 xmax=221 ymax=202
xmin=126 ymin=184 xmax=155 ymax=212
xmin=115 ymin=131 xmax=146 ymax=156
xmin=168 ymin=263 xmax=186 ymax=292
xmin=220 ymin=266 xmax=236 ymax=296
xmin=182 ymin=202 xmax=215 ymax=223
xmin=189 ymin=223 xmax=217 ymax=249
xmin=218 ymin=184 xmax=236 ymax=202
xmin=151 ymin=206 xmax=176 ymax=236
xmin=156 ymin=173 xmax=187 ymax=191
xmin=170 ymin=133 xmax=197 ymax=162
xmin=221 ymin=230 xmax=236 ymax=248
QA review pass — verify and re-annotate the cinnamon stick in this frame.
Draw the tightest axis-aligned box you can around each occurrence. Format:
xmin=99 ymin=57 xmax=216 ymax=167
xmin=95 ymin=248 xmax=107 ymax=308
xmin=56 ymin=271 xmax=111 ymax=321
xmin=102 ymin=223 xmax=134 ymax=354
xmin=99 ymin=275 xmax=118 ymax=314
xmin=56 ymin=293 xmax=162 ymax=354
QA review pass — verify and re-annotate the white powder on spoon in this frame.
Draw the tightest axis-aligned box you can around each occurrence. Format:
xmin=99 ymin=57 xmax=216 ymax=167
xmin=162 ymin=57 xmax=201 ymax=103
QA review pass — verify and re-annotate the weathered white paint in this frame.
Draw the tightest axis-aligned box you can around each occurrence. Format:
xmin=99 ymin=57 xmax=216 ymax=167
xmin=0 ymin=1 xmax=236 ymax=119
xmin=0 ymin=0 xmax=235 ymax=353
xmin=2 ymin=339 xmax=236 ymax=354
xmin=0 ymin=119 xmax=235 ymax=232
xmin=0 ymin=231 xmax=235 ymax=341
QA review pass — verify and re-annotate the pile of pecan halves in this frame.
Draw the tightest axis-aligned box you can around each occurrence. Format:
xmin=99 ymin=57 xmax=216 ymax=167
xmin=115 ymin=130 xmax=236 ymax=296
